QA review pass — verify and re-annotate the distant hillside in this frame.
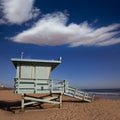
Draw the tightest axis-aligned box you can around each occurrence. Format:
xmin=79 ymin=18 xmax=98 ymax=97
xmin=0 ymin=85 xmax=13 ymax=90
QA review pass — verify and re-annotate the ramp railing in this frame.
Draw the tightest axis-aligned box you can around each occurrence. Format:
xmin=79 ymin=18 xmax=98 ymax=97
xmin=64 ymin=86 xmax=94 ymax=102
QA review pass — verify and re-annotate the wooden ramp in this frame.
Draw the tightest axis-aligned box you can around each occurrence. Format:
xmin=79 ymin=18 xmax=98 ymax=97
xmin=64 ymin=86 xmax=94 ymax=102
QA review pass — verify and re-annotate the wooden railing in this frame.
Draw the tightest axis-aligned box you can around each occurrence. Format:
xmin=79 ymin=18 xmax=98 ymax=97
xmin=14 ymin=78 xmax=68 ymax=94
xmin=64 ymin=86 xmax=94 ymax=102
xmin=14 ymin=78 xmax=94 ymax=102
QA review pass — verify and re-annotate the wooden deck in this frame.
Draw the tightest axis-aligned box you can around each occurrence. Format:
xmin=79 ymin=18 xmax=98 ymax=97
xmin=14 ymin=78 xmax=94 ymax=110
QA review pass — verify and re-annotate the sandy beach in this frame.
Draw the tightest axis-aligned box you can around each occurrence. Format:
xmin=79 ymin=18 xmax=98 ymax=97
xmin=0 ymin=90 xmax=120 ymax=120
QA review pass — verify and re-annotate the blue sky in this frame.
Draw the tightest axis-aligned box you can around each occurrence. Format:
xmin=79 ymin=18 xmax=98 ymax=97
xmin=0 ymin=0 xmax=120 ymax=88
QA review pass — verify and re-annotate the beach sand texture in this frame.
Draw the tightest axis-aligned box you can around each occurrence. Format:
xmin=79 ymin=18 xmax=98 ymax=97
xmin=0 ymin=90 xmax=120 ymax=120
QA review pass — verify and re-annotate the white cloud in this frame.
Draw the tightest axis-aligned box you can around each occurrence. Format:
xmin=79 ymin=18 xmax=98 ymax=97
xmin=0 ymin=0 xmax=40 ymax=24
xmin=96 ymin=38 xmax=120 ymax=46
xmin=0 ymin=19 xmax=6 ymax=24
xmin=11 ymin=12 xmax=120 ymax=47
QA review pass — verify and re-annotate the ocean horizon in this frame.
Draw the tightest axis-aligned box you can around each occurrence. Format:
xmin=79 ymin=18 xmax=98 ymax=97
xmin=83 ymin=88 xmax=120 ymax=99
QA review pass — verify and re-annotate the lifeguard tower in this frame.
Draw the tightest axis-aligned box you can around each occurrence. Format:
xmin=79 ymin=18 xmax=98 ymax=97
xmin=11 ymin=57 xmax=94 ymax=110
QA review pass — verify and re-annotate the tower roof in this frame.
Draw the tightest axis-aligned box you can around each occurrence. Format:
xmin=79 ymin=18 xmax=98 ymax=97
xmin=11 ymin=58 xmax=61 ymax=71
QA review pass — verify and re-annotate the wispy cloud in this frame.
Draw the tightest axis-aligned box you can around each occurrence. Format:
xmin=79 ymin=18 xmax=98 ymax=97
xmin=0 ymin=0 xmax=40 ymax=24
xmin=12 ymin=12 xmax=120 ymax=47
xmin=1 ymin=0 xmax=120 ymax=47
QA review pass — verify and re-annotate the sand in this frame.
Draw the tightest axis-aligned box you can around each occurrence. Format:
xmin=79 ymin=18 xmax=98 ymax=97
xmin=0 ymin=90 xmax=120 ymax=120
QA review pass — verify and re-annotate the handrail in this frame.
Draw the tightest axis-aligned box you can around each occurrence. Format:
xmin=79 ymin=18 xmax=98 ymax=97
xmin=14 ymin=78 xmax=68 ymax=94
xmin=14 ymin=78 xmax=94 ymax=102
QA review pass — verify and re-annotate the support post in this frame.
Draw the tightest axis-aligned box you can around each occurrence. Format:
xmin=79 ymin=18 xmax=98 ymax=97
xmin=21 ymin=94 xmax=25 ymax=111
xmin=50 ymin=79 xmax=53 ymax=94
xmin=74 ymin=89 xmax=77 ymax=97
xmin=64 ymin=80 xmax=66 ymax=93
xmin=64 ymin=80 xmax=69 ymax=93
xmin=59 ymin=93 xmax=62 ymax=108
